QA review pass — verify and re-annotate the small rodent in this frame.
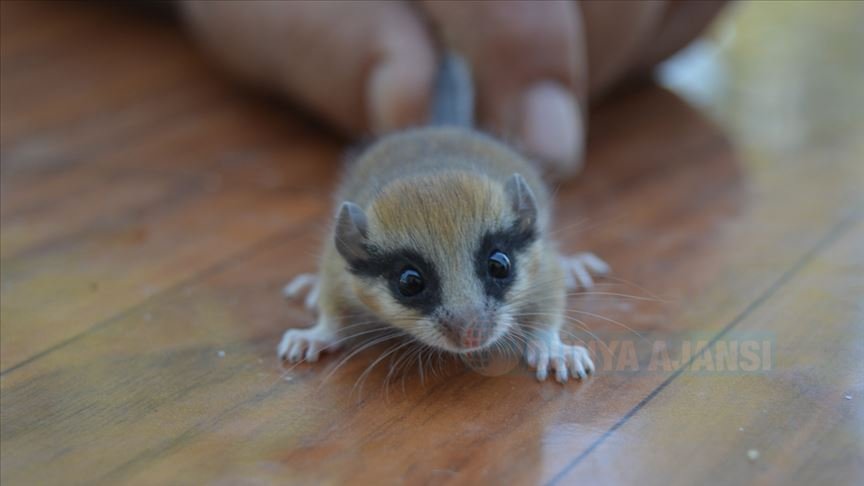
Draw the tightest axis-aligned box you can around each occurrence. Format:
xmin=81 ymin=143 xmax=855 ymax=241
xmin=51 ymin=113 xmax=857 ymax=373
xmin=278 ymin=55 xmax=609 ymax=382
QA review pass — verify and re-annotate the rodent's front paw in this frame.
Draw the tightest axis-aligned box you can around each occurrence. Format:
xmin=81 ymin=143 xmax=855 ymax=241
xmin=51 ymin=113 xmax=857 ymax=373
xmin=525 ymin=339 xmax=595 ymax=383
xmin=282 ymin=273 xmax=320 ymax=310
xmin=277 ymin=326 xmax=340 ymax=363
xmin=561 ymin=252 xmax=610 ymax=290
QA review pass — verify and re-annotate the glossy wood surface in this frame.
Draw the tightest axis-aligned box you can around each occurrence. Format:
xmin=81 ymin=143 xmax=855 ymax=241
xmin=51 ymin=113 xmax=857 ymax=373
xmin=1 ymin=2 xmax=862 ymax=485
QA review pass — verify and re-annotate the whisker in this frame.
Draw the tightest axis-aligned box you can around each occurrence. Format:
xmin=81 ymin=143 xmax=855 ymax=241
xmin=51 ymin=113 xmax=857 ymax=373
xmin=513 ymin=317 xmax=611 ymax=359
xmin=318 ymin=332 xmax=404 ymax=388
xmin=601 ymin=274 xmax=675 ymax=303
xmin=353 ymin=340 xmax=415 ymax=399
xmin=566 ymin=291 xmax=666 ymax=302
xmin=567 ymin=308 xmax=645 ymax=339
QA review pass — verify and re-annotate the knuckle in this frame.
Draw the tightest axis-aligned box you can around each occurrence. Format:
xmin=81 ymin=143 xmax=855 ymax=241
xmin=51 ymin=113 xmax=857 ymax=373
xmin=483 ymin=6 xmax=569 ymax=53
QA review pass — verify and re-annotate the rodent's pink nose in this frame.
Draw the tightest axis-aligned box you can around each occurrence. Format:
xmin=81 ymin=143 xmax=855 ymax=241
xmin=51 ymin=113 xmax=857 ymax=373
xmin=437 ymin=319 xmax=461 ymax=345
xmin=437 ymin=315 xmax=494 ymax=350
xmin=461 ymin=327 xmax=484 ymax=348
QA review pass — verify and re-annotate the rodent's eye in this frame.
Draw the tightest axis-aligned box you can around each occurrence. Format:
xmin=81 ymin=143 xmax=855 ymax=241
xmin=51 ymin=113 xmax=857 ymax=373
xmin=397 ymin=267 xmax=425 ymax=297
xmin=487 ymin=250 xmax=511 ymax=280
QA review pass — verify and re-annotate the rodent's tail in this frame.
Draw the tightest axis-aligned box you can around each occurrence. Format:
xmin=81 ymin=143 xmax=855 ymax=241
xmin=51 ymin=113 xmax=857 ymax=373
xmin=429 ymin=53 xmax=474 ymax=127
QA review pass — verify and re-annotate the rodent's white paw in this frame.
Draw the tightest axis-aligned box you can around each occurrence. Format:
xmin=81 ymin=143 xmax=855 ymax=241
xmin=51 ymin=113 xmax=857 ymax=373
xmin=525 ymin=339 xmax=594 ymax=383
xmin=277 ymin=326 xmax=339 ymax=363
xmin=561 ymin=252 xmax=610 ymax=290
xmin=282 ymin=273 xmax=320 ymax=310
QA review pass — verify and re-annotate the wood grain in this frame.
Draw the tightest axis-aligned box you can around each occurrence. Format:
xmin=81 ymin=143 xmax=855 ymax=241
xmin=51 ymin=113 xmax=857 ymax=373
xmin=552 ymin=220 xmax=864 ymax=486
xmin=1 ymin=2 xmax=862 ymax=485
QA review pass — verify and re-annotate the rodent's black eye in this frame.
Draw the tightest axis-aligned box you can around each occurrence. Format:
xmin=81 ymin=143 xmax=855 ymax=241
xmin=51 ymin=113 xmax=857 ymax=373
xmin=397 ymin=267 xmax=425 ymax=297
xmin=487 ymin=251 xmax=511 ymax=279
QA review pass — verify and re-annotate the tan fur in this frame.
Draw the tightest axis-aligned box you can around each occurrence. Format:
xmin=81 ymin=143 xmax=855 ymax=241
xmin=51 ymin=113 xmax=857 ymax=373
xmin=371 ymin=172 xmax=506 ymax=251
xmin=339 ymin=127 xmax=551 ymax=231
xmin=315 ymin=126 xmax=564 ymax=349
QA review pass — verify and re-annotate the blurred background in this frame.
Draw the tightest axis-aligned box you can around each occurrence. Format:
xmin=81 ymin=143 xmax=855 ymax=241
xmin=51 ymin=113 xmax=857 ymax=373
xmin=660 ymin=1 xmax=864 ymax=158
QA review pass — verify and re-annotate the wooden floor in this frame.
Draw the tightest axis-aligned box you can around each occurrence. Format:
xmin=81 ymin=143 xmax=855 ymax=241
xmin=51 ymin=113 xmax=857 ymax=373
xmin=1 ymin=2 xmax=862 ymax=485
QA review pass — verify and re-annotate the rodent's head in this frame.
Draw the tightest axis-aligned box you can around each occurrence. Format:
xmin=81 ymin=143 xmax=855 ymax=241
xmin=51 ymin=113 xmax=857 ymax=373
xmin=334 ymin=171 xmax=545 ymax=354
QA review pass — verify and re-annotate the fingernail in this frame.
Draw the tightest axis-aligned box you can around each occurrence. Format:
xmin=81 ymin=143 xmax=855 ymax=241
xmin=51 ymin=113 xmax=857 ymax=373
xmin=521 ymin=82 xmax=584 ymax=175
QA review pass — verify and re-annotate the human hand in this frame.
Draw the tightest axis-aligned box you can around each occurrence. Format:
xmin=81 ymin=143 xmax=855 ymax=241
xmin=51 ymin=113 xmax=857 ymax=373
xmin=181 ymin=0 xmax=725 ymax=177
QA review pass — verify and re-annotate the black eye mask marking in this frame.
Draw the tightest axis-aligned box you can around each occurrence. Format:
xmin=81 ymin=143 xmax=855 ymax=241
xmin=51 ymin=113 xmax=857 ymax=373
xmin=474 ymin=221 xmax=537 ymax=301
xmin=345 ymin=246 xmax=442 ymax=314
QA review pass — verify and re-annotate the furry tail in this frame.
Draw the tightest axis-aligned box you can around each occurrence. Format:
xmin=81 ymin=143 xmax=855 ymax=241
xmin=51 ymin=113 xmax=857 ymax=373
xmin=429 ymin=54 xmax=474 ymax=127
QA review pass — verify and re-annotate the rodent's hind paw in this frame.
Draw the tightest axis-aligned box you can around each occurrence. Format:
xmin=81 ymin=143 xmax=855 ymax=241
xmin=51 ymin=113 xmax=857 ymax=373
xmin=561 ymin=252 xmax=610 ymax=290
xmin=277 ymin=325 xmax=340 ymax=363
xmin=525 ymin=339 xmax=594 ymax=383
xmin=282 ymin=273 xmax=320 ymax=310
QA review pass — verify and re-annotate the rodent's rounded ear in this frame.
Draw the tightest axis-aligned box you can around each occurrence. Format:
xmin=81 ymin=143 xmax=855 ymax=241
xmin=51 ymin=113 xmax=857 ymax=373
xmin=504 ymin=173 xmax=537 ymax=231
xmin=334 ymin=201 xmax=370 ymax=263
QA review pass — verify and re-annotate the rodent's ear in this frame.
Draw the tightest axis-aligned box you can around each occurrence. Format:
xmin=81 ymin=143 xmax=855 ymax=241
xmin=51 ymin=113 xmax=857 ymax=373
xmin=504 ymin=173 xmax=537 ymax=231
xmin=334 ymin=201 xmax=370 ymax=262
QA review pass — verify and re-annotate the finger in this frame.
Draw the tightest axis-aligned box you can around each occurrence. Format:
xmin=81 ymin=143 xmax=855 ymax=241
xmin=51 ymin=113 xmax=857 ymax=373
xmin=277 ymin=330 xmax=293 ymax=359
xmin=288 ymin=340 xmax=305 ymax=363
xmin=581 ymin=348 xmax=595 ymax=374
xmin=569 ymin=349 xmax=587 ymax=379
xmin=536 ymin=345 xmax=550 ymax=381
xmin=305 ymin=341 xmax=321 ymax=363
xmin=571 ymin=261 xmax=594 ymax=289
xmin=554 ymin=356 xmax=569 ymax=383
xmin=284 ymin=274 xmax=315 ymax=298
xmin=181 ymin=0 xmax=437 ymax=135
xmin=304 ymin=284 xmax=320 ymax=310
xmin=562 ymin=265 xmax=577 ymax=290
xmin=630 ymin=0 xmax=730 ymax=74
xmin=577 ymin=0 xmax=668 ymax=97
xmin=421 ymin=0 xmax=587 ymax=177
xmin=525 ymin=344 xmax=538 ymax=367
xmin=580 ymin=253 xmax=611 ymax=274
